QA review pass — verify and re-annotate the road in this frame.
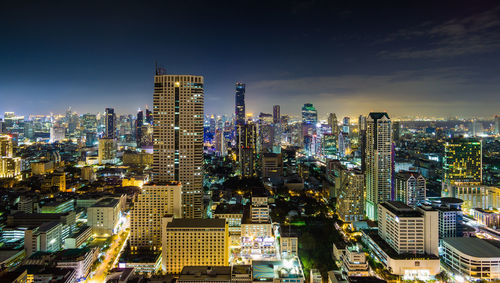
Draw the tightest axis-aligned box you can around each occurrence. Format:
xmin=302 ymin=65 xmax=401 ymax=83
xmin=87 ymin=229 xmax=129 ymax=283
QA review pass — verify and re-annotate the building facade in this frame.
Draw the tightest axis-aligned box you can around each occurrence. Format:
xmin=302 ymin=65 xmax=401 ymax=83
xmin=153 ymin=73 xmax=204 ymax=218
xmin=365 ymin=112 xmax=393 ymax=220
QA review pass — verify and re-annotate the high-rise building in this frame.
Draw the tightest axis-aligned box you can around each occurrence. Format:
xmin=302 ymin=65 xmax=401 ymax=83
xmin=392 ymin=121 xmax=401 ymax=142
xmin=105 ymin=108 xmax=115 ymax=139
xmin=153 ymin=73 xmax=204 ymax=218
xmin=136 ymin=110 xmax=144 ymax=144
xmin=443 ymin=138 xmax=482 ymax=186
xmin=98 ymin=138 xmax=116 ymax=164
xmin=130 ymin=182 xmax=182 ymax=250
xmin=328 ymin=113 xmax=338 ymax=135
xmin=301 ymin=103 xmax=317 ymax=124
xmin=395 ymin=171 xmax=426 ymax=207
xmin=365 ymin=112 xmax=393 ymax=220
xmin=336 ymin=167 xmax=364 ymax=222
xmin=162 ymin=218 xmax=229 ymax=274
xmin=49 ymin=126 xmax=66 ymax=143
xmin=261 ymin=153 xmax=283 ymax=181
xmin=238 ymin=123 xmax=257 ymax=178
xmin=0 ymin=135 xmax=13 ymax=157
xmin=358 ymin=115 xmax=367 ymax=172
xmin=235 ymin=83 xmax=246 ymax=127
xmin=494 ymin=115 xmax=500 ymax=135
xmin=342 ymin=117 xmax=350 ymax=133
xmin=273 ymin=105 xmax=280 ymax=124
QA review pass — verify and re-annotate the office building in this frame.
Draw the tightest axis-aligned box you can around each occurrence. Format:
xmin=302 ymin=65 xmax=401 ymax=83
xmin=261 ymin=153 xmax=283 ymax=181
xmin=443 ymin=138 xmax=482 ymax=186
xmin=362 ymin=202 xmax=440 ymax=279
xmin=238 ymin=123 xmax=257 ymax=178
xmin=273 ymin=105 xmax=280 ymax=124
xmin=136 ymin=110 xmax=144 ymax=144
xmin=98 ymin=137 xmax=116 ymax=164
xmin=25 ymin=222 xmax=63 ymax=256
xmin=130 ymin=182 xmax=182 ymax=250
xmin=378 ymin=201 xmax=438 ymax=256
xmin=153 ymin=73 xmax=204 ymax=218
xmin=442 ymin=238 xmax=500 ymax=280
xmin=162 ymin=218 xmax=229 ymax=274
xmin=442 ymin=185 xmax=500 ymax=210
xmin=365 ymin=112 xmax=393 ymax=220
xmin=495 ymin=115 xmax=500 ymax=135
xmin=395 ymin=171 xmax=426 ymax=207
xmin=87 ymin=198 xmax=121 ymax=236
xmin=328 ymin=113 xmax=338 ymax=135
xmin=178 ymin=266 xmax=231 ymax=283
xmin=336 ymin=168 xmax=364 ymax=222
xmin=235 ymin=83 xmax=246 ymax=127
xmin=49 ymin=126 xmax=66 ymax=143
xmin=55 ymin=248 xmax=98 ymax=281
xmin=0 ymin=135 xmax=21 ymax=179
xmin=105 ymin=107 xmax=116 ymax=139
xmin=302 ymin=103 xmax=317 ymax=124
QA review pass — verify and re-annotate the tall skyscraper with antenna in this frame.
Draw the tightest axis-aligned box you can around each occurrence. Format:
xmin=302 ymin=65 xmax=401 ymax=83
xmin=152 ymin=70 xmax=204 ymax=218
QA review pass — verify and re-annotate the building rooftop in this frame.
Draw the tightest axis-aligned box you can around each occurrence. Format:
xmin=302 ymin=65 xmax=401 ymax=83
xmin=443 ymin=238 xmax=500 ymax=258
xmin=380 ymin=201 xmax=422 ymax=217
xmin=55 ymin=248 xmax=92 ymax=261
xmin=167 ymin=218 xmax=226 ymax=228
xmin=178 ymin=266 xmax=231 ymax=281
xmin=91 ymin=197 xmax=119 ymax=208
xmin=38 ymin=221 xmax=61 ymax=232
xmin=214 ymin=204 xmax=244 ymax=215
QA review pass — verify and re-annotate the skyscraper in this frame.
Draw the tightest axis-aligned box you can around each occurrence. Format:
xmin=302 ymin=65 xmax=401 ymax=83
xmin=328 ymin=113 xmax=338 ymax=135
xmin=301 ymin=103 xmax=317 ymax=124
xmin=238 ymin=123 xmax=257 ymax=178
xmin=494 ymin=115 xmax=500 ymax=135
xmin=443 ymin=138 xmax=482 ymax=186
xmin=105 ymin=108 xmax=115 ymax=139
xmin=365 ymin=112 xmax=393 ymax=220
xmin=153 ymin=73 xmax=204 ymax=218
xmin=235 ymin=82 xmax=246 ymax=127
xmin=273 ymin=105 xmax=280 ymax=124
xmin=395 ymin=171 xmax=426 ymax=207
xmin=136 ymin=110 xmax=144 ymax=144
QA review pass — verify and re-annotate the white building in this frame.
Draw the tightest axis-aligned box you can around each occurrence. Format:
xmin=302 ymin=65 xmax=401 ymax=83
xmin=87 ymin=198 xmax=121 ymax=236
xmin=24 ymin=222 xmax=63 ymax=256
xmin=55 ymin=247 xmax=98 ymax=281
xmin=442 ymin=237 xmax=500 ymax=281
xmin=378 ymin=201 xmax=438 ymax=256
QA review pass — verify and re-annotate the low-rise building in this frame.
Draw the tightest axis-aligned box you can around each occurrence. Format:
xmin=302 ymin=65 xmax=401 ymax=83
xmin=87 ymin=197 xmax=121 ymax=236
xmin=178 ymin=266 xmax=231 ymax=283
xmin=251 ymin=258 xmax=304 ymax=283
xmin=441 ymin=237 xmax=500 ymax=281
xmin=162 ymin=218 xmax=229 ymax=274
xmin=55 ymin=248 xmax=98 ymax=281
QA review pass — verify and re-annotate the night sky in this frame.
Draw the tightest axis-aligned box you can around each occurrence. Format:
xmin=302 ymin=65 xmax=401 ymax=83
xmin=1 ymin=0 xmax=499 ymax=119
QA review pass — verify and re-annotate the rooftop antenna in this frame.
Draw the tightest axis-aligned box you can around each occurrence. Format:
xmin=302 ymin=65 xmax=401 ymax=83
xmin=155 ymin=61 xmax=166 ymax=75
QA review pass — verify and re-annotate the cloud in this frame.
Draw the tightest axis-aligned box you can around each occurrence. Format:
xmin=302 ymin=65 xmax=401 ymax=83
xmin=247 ymin=68 xmax=500 ymax=118
xmin=379 ymin=7 xmax=500 ymax=59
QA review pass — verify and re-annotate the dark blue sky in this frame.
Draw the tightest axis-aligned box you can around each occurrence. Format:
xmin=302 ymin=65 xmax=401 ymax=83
xmin=1 ymin=0 xmax=499 ymax=119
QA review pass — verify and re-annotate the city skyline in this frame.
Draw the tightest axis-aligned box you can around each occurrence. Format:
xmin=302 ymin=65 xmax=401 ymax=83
xmin=1 ymin=1 xmax=500 ymax=118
